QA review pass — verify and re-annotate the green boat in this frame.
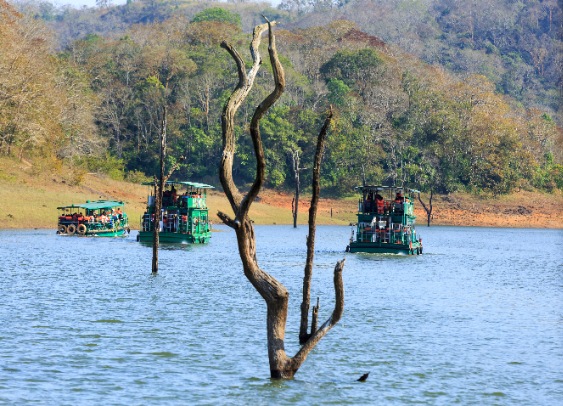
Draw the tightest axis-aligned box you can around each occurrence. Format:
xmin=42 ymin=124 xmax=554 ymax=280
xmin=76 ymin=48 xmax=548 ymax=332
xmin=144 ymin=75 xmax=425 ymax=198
xmin=346 ymin=186 xmax=423 ymax=255
xmin=137 ymin=181 xmax=214 ymax=244
xmin=57 ymin=200 xmax=130 ymax=237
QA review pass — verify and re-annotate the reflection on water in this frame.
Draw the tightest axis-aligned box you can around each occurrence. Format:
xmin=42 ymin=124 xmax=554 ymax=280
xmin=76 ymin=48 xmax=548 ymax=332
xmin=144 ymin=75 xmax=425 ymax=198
xmin=0 ymin=226 xmax=561 ymax=405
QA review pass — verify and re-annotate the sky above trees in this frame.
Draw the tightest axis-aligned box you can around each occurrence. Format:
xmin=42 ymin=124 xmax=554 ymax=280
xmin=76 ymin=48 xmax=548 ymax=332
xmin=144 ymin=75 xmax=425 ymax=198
xmin=46 ymin=0 xmax=280 ymax=8
xmin=49 ymin=0 xmax=125 ymax=7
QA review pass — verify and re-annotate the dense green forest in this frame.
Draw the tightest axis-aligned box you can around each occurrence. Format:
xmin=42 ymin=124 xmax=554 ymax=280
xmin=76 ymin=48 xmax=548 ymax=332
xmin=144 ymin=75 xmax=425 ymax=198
xmin=1 ymin=0 xmax=561 ymax=196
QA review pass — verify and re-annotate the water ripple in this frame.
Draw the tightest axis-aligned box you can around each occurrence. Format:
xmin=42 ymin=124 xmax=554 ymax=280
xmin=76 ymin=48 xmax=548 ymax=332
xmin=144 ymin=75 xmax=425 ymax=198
xmin=0 ymin=226 xmax=561 ymax=405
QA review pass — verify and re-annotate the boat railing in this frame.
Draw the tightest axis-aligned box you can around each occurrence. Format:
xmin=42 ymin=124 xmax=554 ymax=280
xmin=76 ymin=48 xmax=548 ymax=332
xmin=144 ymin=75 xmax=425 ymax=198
xmin=357 ymin=222 xmax=415 ymax=245
xmin=359 ymin=199 xmax=414 ymax=216
xmin=141 ymin=213 xmax=152 ymax=231
xmin=87 ymin=219 xmax=120 ymax=231
xmin=164 ymin=213 xmax=178 ymax=232
xmin=141 ymin=211 xmax=194 ymax=234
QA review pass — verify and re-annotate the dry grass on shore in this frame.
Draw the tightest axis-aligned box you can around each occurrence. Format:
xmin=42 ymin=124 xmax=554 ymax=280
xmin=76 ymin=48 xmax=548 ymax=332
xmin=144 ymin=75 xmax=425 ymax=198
xmin=1 ymin=156 xmax=561 ymax=230
xmin=251 ymin=188 xmax=563 ymax=229
xmin=0 ymin=156 xmax=330 ymax=229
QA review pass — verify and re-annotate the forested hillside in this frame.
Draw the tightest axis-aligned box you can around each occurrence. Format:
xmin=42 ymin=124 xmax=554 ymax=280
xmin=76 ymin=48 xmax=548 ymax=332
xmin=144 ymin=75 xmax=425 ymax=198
xmin=2 ymin=0 xmax=561 ymax=196
xmin=281 ymin=0 xmax=562 ymax=119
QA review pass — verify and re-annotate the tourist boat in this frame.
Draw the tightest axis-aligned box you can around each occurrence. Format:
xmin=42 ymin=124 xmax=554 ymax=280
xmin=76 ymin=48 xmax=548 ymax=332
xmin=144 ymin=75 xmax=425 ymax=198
xmin=57 ymin=200 xmax=130 ymax=237
xmin=346 ymin=185 xmax=423 ymax=255
xmin=137 ymin=181 xmax=214 ymax=244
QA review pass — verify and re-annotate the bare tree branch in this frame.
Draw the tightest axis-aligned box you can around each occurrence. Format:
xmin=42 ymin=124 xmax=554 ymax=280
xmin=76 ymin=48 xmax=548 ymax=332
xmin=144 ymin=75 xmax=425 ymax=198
xmin=217 ymin=211 xmax=238 ymax=229
xmin=299 ymin=106 xmax=334 ymax=344
xmin=219 ymin=22 xmax=273 ymax=215
xmin=293 ymin=259 xmax=345 ymax=367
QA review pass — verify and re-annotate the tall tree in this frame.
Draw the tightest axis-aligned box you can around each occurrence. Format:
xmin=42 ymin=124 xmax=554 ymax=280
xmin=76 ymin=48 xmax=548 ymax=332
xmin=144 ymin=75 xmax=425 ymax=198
xmin=0 ymin=1 xmax=99 ymax=159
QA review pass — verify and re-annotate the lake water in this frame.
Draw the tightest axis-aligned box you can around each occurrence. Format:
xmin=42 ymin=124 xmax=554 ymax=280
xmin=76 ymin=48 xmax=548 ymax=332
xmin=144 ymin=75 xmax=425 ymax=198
xmin=0 ymin=225 xmax=561 ymax=405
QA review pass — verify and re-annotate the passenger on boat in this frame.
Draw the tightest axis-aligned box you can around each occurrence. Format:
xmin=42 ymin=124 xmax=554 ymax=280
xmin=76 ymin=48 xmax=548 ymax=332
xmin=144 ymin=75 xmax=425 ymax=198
xmin=375 ymin=191 xmax=384 ymax=214
xmin=394 ymin=191 xmax=405 ymax=213
xmin=100 ymin=212 xmax=109 ymax=223
xmin=177 ymin=195 xmax=185 ymax=208
xmin=364 ymin=193 xmax=373 ymax=213
xmin=163 ymin=212 xmax=168 ymax=231
xmin=163 ymin=190 xmax=171 ymax=206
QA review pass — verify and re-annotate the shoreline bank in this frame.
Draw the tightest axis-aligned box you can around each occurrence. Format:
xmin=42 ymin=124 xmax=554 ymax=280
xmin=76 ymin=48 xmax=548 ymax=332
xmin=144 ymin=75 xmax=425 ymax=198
xmin=1 ymin=157 xmax=561 ymax=230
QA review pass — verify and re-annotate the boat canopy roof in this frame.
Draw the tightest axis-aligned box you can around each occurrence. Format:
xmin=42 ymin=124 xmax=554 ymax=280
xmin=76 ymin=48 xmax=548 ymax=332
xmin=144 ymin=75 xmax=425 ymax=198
xmin=57 ymin=200 xmax=125 ymax=210
xmin=355 ymin=185 xmax=420 ymax=194
xmin=141 ymin=180 xmax=214 ymax=189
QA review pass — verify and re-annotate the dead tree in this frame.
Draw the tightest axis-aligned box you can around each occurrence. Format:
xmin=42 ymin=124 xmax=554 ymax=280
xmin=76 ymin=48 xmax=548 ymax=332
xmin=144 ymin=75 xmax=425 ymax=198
xmin=299 ymin=108 xmax=332 ymax=344
xmin=152 ymin=105 xmax=180 ymax=274
xmin=218 ymin=20 xmax=345 ymax=379
xmin=290 ymin=150 xmax=306 ymax=228
xmin=418 ymin=190 xmax=433 ymax=227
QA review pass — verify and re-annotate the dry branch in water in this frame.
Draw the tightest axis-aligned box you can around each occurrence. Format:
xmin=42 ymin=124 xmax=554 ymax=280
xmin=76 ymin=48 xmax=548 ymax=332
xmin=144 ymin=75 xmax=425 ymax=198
xmin=218 ymin=20 xmax=345 ymax=379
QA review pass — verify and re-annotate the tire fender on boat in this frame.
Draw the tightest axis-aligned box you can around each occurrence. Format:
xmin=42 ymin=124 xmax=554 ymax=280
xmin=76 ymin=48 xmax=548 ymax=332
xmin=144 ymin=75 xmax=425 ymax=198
xmin=58 ymin=225 xmax=67 ymax=234
xmin=77 ymin=224 xmax=87 ymax=235
xmin=67 ymin=224 xmax=77 ymax=235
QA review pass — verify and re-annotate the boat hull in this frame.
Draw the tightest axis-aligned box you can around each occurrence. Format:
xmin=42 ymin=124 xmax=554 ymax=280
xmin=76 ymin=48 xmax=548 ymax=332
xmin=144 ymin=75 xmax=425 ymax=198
xmin=58 ymin=228 xmax=129 ymax=237
xmin=85 ymin=228 xmax=129 ymax=237
xmin=137 ymin=231 xmax=210 ymax=244
xmin=347 ymin=241 xmax=422 ymax=255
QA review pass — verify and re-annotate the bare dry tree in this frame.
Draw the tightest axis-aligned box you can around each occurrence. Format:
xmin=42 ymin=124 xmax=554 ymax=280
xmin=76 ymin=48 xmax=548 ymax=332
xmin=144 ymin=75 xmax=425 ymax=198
xmin=298 ymin=109 xmax=334 ymax=344
xmin=152 ymin=105 xmax=181 ymax=274
xmin=290 ymin=149 xmax=304 ymax=229
xmin=417 ymin=190 xmax=433 ymax=227
xmin=218 ymin=20 xmax=345 ymax=379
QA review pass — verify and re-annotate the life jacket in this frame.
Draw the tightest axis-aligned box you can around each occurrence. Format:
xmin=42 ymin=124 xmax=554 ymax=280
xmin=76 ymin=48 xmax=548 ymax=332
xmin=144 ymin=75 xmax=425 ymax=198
xmin=376 ymin=198 xmax=384 ymax=212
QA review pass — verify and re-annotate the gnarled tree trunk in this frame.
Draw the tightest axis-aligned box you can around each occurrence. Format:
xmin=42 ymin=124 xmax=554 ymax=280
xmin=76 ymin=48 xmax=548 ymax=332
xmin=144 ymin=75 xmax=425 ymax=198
xmin=218 ymin=20 xmax=345 ymax=379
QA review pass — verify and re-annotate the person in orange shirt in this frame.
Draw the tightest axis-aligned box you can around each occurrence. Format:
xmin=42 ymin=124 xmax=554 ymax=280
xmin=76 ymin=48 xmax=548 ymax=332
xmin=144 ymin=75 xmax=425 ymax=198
xmin=375 ymin=190 xmax=384 ymax=214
